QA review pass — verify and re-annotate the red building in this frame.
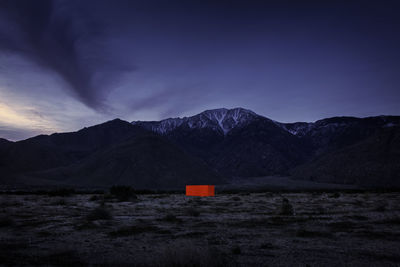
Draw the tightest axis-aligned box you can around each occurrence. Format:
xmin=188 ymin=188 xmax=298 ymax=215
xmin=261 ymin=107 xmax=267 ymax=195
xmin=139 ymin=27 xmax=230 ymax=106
xmin=186 ymin=185 xmax=215 ymax=197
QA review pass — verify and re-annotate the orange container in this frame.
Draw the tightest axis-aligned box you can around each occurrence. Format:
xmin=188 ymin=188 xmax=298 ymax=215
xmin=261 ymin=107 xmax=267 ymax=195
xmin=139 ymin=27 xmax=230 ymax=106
xmin=186 ymin=185 xmax=215 ymax=197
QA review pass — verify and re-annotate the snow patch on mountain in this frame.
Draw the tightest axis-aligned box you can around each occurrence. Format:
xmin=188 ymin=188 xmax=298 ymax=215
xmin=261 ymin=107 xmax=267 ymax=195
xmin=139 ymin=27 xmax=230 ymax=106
xmin=132 ymin=108 xmax=260 ymax=135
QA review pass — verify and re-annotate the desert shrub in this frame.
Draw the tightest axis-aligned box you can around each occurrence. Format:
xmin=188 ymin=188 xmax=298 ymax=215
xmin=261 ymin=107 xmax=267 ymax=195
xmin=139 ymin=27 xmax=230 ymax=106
xmin=37 ymin=231 xmax=53 ymax=237
xmin=89 ymin=195 xmax=100 ymax=201
xmin=374 ymin=202 xmax=388 ymax=212
xmin=279 ymin=198 xmax=294 ymax=215
xmin=155 ymin=241 xmax=228 ymax=267
xmin=345 ymin=215 xmax=369 ymax=221
xmin=329 ymin=192 xmax=341 ymax=198
xmin=328 ymin=221 xmax=356 ymax=232
xmin=47 ymin=188 xmax=75 ymax=197
xmin=161 ymin=214 xmax=182 ymax=223
xmin=109 ymin=186 xmax=137 ymax=201
xmin=0 ymin=200 xmax=23 ymax=208
xmin=30 ymin=250 xmax=86 ymax=266
xmin=296 ymin=228 xmax=333 ymax=238
xmin=0 ymin=216 xmax=14 ymax=227
xmin=265 ymin=192 xmax=274 ymax=198
xmin=86 ymin=206 xmax=113 ymax=221
xmin=315 ymin=205 xmax=326 ymax=214
xmin=260 ymin=242 xmax=274 ymax=249
xmin=103 ymin=194 xmax=114 ymax=201
xmin=231 ymin=246 xmax=241 ymax=255
xmin=109 ymin=224 xmax=161 ymax=237
xmin=377 ymin=216 xmax=400 ymax=225
xmin=186 ymin=207 xmax=200 ymax=217
xmin=51 ymin=198 xmax=67 ymax=206
xmin=311 ymin=192 xmax=323 ymax=198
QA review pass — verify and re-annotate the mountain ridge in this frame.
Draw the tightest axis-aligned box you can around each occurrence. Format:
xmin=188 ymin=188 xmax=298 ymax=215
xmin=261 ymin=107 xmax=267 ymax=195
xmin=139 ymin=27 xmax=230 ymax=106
xmin=132 ymin=108 xmax=400 ymax=138
xmin=1 ymin=108 xmax=400 ymax=188
xmin=132 ymin=107 xmax=261 ymax=135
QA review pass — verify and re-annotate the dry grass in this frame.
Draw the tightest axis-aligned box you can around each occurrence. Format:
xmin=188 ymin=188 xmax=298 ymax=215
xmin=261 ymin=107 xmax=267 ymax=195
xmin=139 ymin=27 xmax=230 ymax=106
xmin=0 ymin=192 xmax=399 ymax=266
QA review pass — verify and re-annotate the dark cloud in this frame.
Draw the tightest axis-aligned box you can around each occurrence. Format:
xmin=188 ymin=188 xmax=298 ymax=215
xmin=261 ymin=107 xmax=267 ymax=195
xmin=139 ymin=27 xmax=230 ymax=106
xmin=0 ymin=0 xmax=134 ymax=111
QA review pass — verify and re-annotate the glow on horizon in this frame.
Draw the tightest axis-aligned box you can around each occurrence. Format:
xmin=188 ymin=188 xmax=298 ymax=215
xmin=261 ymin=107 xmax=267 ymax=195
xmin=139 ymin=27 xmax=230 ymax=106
xmin=0 ymin=100 xmax=58 ymax=134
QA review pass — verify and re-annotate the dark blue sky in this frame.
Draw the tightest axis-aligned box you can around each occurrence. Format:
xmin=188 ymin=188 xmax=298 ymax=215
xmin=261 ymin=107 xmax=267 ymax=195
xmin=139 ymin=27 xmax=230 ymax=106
xmin=0 ymin=0 xmax=399 ymax=140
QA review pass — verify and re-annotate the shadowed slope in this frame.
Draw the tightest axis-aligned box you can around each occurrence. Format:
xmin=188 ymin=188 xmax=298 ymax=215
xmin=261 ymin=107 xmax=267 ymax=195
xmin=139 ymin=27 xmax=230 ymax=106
xmin=292 ymin=126 xmax=400 ymax=187
xmin=33 ymin=134 xmax=224 ymax=189
xmin=0 ymin=119 xmax=148 ymax=174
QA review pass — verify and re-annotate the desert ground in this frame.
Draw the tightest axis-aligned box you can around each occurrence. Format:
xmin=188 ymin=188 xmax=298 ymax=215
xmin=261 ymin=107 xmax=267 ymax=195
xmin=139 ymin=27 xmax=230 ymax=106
xmin=1 ymin=191 xmax=400 ymax=266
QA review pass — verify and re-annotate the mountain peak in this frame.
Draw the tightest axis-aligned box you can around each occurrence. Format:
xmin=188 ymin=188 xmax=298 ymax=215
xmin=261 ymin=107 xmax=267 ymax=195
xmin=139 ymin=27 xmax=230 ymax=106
xmin=132 ymin=107 xmax=261 ymax=135
xmin=200 ymin=107 xmax=256 ymax=118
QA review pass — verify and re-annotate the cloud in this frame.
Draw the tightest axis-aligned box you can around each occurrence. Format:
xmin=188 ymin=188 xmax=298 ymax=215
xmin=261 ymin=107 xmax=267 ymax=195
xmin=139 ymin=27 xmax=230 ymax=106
xmin=0 ymin=0 xmax=135 ymax=111
xmin=0 ymin=53 xmax=116 ymax=141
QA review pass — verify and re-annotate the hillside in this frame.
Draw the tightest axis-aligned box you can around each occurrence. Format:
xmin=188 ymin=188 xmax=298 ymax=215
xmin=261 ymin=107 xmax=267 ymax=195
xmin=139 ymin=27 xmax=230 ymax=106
xmin=291 ymin=126 xmax=400 ymax=187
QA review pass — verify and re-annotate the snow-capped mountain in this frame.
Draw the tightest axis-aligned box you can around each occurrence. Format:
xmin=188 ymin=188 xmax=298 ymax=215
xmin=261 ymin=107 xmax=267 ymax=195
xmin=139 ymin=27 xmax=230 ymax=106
xmin=132 ymin=108 xmax=261 ymax=135
xmin=133 ymin=108 xmax=310 ymax=177
xmin=1 ymin=108 xmax=399 ymax=188
xmin=133 ymin=108 xmax=400 ymax=141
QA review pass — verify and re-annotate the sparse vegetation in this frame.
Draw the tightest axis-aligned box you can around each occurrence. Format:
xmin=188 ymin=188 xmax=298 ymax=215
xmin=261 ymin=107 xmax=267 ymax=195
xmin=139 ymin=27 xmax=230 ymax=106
xmin=315 ymin=205 xmax=326 ymax=214
xmin=30 ymin=250 xmax=86 ymax=266
xmin=0 ymin=200 xmax=23 ymax=208
xmin=329 ymin=192 xmax=341 ymax=198
xmin=46 ymin=188 xmax=75 ymax=197
xmin=186 ymin=207 xmax=200 ymax=217
xmin=109 ymin=186 xmax=137 ymax=201
xmin=86 ymin=206 xmax=113 ymax=221
xmin=260 ymin=242 xmax=274 ymax=249
xmin=161 ymin=213 xmax=182 ymax=223
xmin=89 ymin=195 xmax=100 ymax=201
xmin=109 ymin=224 xmax=161 ymax=237
xmin=279 ymin=198 xmax=294 ymax=215
xmin=50 ymin=198 xmax=67 ymax=206
xmin=37 ymin=231 xmax=53 ymax=237
xmin=327 ymin=221 xmax=356 ymax=232
xmin=0 ymin=216 xmax=14 ymax=227
xmin=374 ymin=202 xmax=388 ymax=212
xmin=231 ymin=246 xmax=241 ymax=255
xmin=296 ymin=228 xmax=333 ymax=238
xmin=156 ymin=241 xmax=228 ymax=267
xmin=232 ymin=196 xmax=241 ymax=201
xmin=0 ymin=192 xmax=399 ymax=266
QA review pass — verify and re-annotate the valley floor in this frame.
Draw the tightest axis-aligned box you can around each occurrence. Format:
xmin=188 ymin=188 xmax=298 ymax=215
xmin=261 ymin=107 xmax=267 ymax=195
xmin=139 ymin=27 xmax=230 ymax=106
xmin=1 ymin=192 xmax=400 ymax=266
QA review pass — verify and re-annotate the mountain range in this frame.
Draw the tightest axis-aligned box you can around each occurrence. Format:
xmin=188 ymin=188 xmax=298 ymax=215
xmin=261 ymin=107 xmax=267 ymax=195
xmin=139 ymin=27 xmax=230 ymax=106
xmin=0 ymin=108 xmax=399 ymax=189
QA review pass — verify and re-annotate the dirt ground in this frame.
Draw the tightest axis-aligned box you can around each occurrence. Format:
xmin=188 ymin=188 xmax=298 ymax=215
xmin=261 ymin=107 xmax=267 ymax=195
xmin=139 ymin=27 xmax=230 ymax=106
xmin=1 ymin=192 xmax=400 ymax=266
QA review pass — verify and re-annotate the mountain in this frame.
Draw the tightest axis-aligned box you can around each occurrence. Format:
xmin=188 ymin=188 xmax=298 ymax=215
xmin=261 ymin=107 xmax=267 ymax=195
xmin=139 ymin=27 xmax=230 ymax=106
xmin=278 ymin=116 xmax=400 ymax=155
xmin=1 ymin=108 xmax=399 ymax=189
xmin=291 ymin=126 xmax=400 ymax=187
xmin=0 ymin=119 xmax=147 ymax=174
xmin=27 ymin=134 xmax=223 ymax=189
xmin=133 ymin=108 xmax=259 ymax=135
xmin=132 ymin=108 xmax=400 ymax=187
xmin=133 ymin=108 xmax=312 ymax=177
xmin=0 ymin=138 xmax=12 ymax=154
xmin=0 ymin=119 xmax=222 ymax=189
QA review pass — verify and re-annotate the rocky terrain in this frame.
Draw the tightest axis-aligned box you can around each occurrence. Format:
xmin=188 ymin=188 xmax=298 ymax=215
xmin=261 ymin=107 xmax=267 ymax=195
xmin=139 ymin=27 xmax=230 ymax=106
xmin=0 ymin=191 xmax=399 ymax=266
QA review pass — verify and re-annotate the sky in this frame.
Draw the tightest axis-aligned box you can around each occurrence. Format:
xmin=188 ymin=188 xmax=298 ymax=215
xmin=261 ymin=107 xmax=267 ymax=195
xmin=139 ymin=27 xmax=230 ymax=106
xmin=0 ymin=0 xmax=400 ymax=141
